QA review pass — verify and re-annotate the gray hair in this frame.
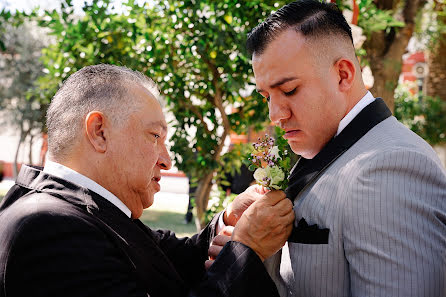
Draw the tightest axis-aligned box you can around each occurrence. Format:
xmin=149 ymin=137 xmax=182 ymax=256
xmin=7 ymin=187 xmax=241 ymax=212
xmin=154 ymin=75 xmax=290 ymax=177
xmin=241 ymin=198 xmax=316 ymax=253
xmin=46 ymin=64 xmax=160 ymax=160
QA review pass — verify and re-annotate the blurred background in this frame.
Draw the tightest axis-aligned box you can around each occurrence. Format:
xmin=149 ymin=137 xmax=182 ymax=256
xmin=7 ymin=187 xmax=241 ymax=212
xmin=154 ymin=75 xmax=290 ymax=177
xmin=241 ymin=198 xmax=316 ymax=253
xmin=0 ymin=0 xmax=445 ymax=236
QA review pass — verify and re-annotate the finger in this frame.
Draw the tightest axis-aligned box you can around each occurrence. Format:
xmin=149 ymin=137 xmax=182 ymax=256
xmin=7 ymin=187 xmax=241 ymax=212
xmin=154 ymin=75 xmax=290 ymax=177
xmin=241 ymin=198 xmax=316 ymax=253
xmin=250 ymin=184 xmax=269 ymax=195
xmin=273 ymin=198 xmax=294 ymax=216
xmin=212 ymin=234 xmax=231 ymax=247
xmin=208 ymin=245 xmax=223 ymax=258
xmin=282 ymin=209 xmax=295 ymax=225
xmin=264 ymin=190 xmax=287 ymax=205
xmin=219 ymin=225 xmax=234 ymax=236
xmin=270 ymin=209 xmax=295 ymax=230
xmin=283 ymin=221 xmax=294 ymax=237
xmin=205 ymin=260 xmax=214 ymax=270
xmin=259 ymin=186 xmax=270 ymax=195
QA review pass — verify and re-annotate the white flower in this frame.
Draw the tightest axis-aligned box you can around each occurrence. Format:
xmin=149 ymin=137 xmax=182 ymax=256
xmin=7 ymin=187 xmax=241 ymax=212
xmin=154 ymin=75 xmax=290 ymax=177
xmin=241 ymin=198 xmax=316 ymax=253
xmin=254 ymin=168 xmax=267 ymax=183
xmin=254 ymin=166 xmax=285 ymax=189
xmin=267 ymin=166 xmax=285 ymax=187
xmin=269 ymin=146 xmax=281 ymax=160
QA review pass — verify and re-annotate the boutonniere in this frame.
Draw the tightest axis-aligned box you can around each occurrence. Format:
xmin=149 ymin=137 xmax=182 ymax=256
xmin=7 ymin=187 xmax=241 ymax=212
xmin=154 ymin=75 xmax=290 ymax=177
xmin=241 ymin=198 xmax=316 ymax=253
xmin=244 ymin=134 xmax=292 ymax=190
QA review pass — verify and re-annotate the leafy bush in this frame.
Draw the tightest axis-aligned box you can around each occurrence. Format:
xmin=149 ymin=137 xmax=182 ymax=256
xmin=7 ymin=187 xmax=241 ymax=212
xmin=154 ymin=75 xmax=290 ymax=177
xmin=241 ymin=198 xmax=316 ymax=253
xmin=394 ymin=83 xmax=446 ymax=145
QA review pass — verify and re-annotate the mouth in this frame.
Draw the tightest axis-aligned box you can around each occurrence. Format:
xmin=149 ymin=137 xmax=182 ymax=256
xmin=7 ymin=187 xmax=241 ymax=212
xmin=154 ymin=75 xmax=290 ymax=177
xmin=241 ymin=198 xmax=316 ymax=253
xmin=283 ymin=129 xmax=302 ymax=139
xmin=151 ymin=176 xmax=161 ymax=192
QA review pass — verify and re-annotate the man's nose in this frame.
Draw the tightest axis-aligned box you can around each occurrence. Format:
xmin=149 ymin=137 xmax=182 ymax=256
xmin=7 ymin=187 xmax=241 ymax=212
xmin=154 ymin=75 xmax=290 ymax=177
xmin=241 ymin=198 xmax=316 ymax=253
xmin=157 ymin=146 xmax=172 ymax=170
xmin=269 ymin=96 xmax=290 ymax=125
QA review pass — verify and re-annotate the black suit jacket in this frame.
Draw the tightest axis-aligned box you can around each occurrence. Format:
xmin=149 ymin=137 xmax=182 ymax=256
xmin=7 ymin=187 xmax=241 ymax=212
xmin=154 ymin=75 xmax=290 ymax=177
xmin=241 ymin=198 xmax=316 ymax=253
xmin=0 ymin=165 xmax=279 ymax=297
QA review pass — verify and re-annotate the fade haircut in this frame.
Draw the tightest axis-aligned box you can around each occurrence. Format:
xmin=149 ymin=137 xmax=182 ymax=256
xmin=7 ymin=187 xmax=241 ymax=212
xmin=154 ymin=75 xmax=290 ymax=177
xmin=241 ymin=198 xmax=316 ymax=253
xmin=46 ymin=64 xmax=160 ymax=160
xmin=246 ymin=0 xmax=353 ymax=56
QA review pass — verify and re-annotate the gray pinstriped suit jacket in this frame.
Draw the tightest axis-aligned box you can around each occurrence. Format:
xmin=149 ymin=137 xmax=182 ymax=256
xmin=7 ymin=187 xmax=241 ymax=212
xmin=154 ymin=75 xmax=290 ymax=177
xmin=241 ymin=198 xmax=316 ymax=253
xmin=265 ymin=100 xmax=446 ymax=297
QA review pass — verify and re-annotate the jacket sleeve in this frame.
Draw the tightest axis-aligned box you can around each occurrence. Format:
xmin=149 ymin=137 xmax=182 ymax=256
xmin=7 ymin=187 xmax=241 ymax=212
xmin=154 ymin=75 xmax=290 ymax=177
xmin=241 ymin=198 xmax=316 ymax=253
xmin=149 ymin=211 xmax=221 ymax=285
xmin=342 ymin=149 xmax=446 ymax=297
xmin=189 ymin=241 xmax=280 ymax=297
xmin=2 ymin=204 xmax=148 ymax=297
xmin=152 ymin=212 xmax=281 ymax=297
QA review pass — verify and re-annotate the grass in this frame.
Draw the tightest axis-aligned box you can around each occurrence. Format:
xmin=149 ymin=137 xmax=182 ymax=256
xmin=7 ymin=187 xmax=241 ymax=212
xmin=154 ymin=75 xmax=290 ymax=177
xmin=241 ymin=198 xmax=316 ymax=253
xmin=140 ymin=192 xmax=197 ymax=237
xmin=140 ymin=209 xmax=196 ymax=238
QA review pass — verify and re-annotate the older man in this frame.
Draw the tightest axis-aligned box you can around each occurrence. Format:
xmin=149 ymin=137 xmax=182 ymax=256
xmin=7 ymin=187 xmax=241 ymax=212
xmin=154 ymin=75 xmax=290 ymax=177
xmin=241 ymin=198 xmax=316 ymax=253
xmin=243 ymin=0 xmax=446 ymax=296
xmin=0 ymin=64 xmax=294 ymax=297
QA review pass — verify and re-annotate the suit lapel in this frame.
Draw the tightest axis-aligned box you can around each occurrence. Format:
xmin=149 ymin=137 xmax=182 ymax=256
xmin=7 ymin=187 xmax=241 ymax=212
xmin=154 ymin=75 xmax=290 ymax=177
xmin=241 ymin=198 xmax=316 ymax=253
xmin=90 ymin=196 xmax=187 ymax=297
xmin=286 ymin=98 xmax=392 ymax=200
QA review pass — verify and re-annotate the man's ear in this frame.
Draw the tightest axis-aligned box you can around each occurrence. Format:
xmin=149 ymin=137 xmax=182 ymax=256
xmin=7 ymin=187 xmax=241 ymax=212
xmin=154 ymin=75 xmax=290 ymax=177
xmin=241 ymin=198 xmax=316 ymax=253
xmin=335 ymin=58 xmax=356 ymax=93
xmin=85 ymin=111 xmax=108 ymax=153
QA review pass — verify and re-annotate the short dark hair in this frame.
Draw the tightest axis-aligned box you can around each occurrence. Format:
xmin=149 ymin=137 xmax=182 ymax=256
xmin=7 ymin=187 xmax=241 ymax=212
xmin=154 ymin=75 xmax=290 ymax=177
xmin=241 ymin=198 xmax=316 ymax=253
xmin=246 ymin=0 xmax=353 ymax=55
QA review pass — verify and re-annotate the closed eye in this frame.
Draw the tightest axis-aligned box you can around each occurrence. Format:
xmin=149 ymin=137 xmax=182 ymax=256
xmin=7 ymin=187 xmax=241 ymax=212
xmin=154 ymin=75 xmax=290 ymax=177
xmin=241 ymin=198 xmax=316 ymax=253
xmin=284 ymin=88 xmax=296 ymax=96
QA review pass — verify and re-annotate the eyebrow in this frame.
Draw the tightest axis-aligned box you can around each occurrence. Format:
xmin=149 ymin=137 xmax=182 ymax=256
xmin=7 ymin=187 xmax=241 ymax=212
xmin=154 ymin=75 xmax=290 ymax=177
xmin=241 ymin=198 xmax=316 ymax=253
xmin=256 ymin=77 xmax=298 ymax=93
xmin=148 ymin=120 xmax=168 ymax=133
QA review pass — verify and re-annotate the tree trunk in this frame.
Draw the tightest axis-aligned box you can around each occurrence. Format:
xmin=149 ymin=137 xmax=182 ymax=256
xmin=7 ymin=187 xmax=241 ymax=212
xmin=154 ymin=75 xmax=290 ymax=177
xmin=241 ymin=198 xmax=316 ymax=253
xmin=39 ymin=132 xmax=48 ymax=166
xmin=13 ymin=133 xmax=22 ymax=178
xmin=193 ymin=128 xmax=229 ymax=231
xmin=426 ymin=1 xmax=446 ymax=101
xmin=193 ymin=118 xmax=230 ymax=231
xmin=194 ymin=171 xmax=215 ymax=230
xmin=191 ymin=53 xmax=232 ymax=231
xmin=28 ymin=133 xmax=34 ymax=165
xmin=13 ymin=126 xmax=27 ymax=178
xmin=363 ymin=0 xmax=425 ymax=112
xmin=366 ymin=54 xmax=401 ymax=111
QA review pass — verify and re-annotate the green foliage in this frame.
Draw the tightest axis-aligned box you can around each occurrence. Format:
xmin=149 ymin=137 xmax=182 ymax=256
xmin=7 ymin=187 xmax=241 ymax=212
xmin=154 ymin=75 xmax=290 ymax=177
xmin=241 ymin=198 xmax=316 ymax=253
xmin=32 ymin=0 xmax=283 ymax=172
xmin=204 ymin=190 xmax=236 ymax=225
xmin=35 ymin=0 xmax=145 ymax=104
xmin=394 ymin=83 xmax=446 ymax=145
xmin=0 ymin=9 xmax=34 ymax=51
xmin=204 ymin=143 xmax=253 ymax=224
xmin=141 ymin=0 xmax=284 ymax=177
xmin=24 ymin=0 xmax=286 ymax=223
xmin=357 ymin=0 xmax=405 ymax=35
xmin=219 ymin=143 xmax=253 ymax=182
xmin=415 ymin=1 xmax=446 ymax=50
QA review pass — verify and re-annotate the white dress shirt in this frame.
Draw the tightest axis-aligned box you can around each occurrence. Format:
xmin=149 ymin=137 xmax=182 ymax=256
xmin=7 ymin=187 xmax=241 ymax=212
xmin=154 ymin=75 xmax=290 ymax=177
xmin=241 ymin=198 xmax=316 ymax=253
xmin=336 ymin=91 xmax=375 ymax=136
xmin=43 ymin=160 xmax=132 ymax=218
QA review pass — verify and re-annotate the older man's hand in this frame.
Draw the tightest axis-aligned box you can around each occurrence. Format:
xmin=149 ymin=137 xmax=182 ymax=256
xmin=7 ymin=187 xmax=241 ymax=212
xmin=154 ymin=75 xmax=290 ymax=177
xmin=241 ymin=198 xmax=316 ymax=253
xmin=205 ymin=226 xmax=234 ymax=270
xmin=223 ymin=185 xmax=269 ymax=226
xmin=232 ymin=190 xmax=294 ymax=262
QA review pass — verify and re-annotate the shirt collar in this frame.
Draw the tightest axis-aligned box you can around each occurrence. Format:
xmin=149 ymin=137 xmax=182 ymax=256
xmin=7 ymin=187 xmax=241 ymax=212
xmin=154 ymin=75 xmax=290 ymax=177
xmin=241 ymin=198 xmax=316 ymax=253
xmin=336 ymin=91 xmax=375 ymax=136
xmin=43 ymin=160 xmax=132 ymax=218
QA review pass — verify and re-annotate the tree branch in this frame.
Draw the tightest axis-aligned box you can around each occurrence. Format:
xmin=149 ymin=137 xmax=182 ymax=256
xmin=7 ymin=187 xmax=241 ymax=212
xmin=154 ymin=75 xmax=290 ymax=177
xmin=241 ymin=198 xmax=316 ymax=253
xmin=386 ymin=0 xmax=424 ymax=59
xmin=167 ymin=44 xmax=213 ymax=136
xmin=201 ymin=53 xmax=232 ymax=161
xmin=178 ymin=96 xmax=213 ymax=135
xmin=201 ymin=53 xmax=231 ymax=133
